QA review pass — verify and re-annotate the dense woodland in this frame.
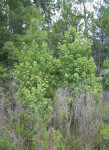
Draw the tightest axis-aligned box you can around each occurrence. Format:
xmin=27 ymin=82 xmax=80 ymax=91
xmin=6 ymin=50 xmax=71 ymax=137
xmin=0 ymin=0 xmax=109 ymax=149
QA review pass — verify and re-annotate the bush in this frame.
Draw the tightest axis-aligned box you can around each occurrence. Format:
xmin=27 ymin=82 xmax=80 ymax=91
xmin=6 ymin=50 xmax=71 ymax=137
xmin=101 ymin=57 xmax=109 ymax=90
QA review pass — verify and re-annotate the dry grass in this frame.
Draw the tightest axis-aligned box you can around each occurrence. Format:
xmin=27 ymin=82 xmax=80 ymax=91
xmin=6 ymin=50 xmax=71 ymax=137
xmin=53 ymin=86 xmax=109 ymax=149
xmin=0 ymin=85 xmax=109 ymax=149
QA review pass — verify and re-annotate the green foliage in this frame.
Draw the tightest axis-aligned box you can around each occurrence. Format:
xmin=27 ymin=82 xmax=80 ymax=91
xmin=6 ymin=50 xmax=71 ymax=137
xmin=48 ymin=2 xmax=83 ymax=56
xmin=103 ymin=57 xmax=109 ymax=69
xmin=92 ymin=5 xmax=109 ymax=67
xmin=14 ymin=20 xmax=53 ymax=129
xmin=0 ymin=0 xmax=44 ymax=68
xmin=33 ymin=0 xmax=58 ymax=25
xmin=13 ymin=22 xmax=102 ymax=149
xmin=101 ymin=57 xmax=109 ymax=90
xmin=1 ymin=0 xmax=108 ymax=149
xmin=15 ymin=21 xmax=101 ymax=114
xmin=2 ymin=42 xmax=18 ymax=66
xmin=58 ymin=27 xmax=101 ymax=98
xmin=33 ymin=127 xmax=67 ymax=150
xmin=0 ymin=135 xmax=15 ymax=150
xmin=0 ymin=63 xmax=10 ymax=92
xmin=100 ymin=125 xmax=109 ymax=141
xmin=96 ymin=125 xmax=109 ymax=150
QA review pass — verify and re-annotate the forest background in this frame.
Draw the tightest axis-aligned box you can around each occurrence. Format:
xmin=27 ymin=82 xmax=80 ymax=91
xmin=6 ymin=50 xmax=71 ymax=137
xmin=0 ymin=0 xmax=109 ymax=149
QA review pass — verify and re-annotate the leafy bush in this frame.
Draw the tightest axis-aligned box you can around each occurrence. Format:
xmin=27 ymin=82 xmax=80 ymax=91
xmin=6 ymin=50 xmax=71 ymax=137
xmin=13 ymin=20 xmax=102 ymax=149
xmin=101 ymin=57 xmax=109 ymax=90
xmin=33 ymin=127 xmax=67 ymax=150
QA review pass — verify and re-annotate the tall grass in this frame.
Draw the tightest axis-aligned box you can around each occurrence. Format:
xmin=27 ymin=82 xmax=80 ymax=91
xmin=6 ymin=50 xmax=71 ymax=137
xmin=0 ymin=86 xmax=109 ymax=149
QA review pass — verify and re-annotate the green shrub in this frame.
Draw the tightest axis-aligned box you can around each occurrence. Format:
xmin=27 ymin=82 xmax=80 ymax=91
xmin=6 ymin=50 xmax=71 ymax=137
xmin=101 ymin=57 xmax=109 ymax=90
